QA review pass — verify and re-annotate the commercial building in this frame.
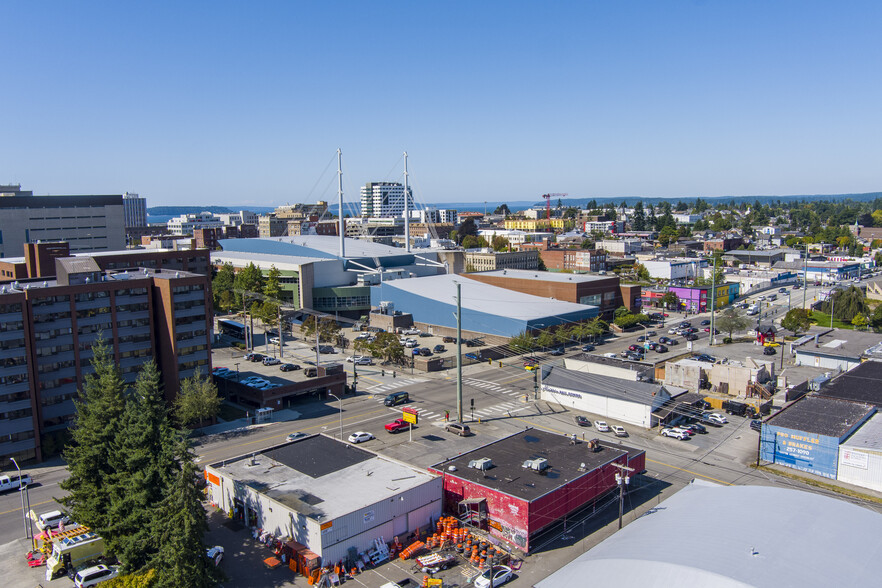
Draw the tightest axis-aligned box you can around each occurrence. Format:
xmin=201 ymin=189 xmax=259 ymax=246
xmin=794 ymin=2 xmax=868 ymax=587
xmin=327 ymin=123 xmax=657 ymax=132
xmin=217 ymin=210 xmax=259 ymax=226
xmin=359 ymin=182 xmax=413 ymax=218
xmin=536 ymin=480 xmax=882 ymax=588
xmin=0 ymin=257 xmax=211 ymax=463
xmin=503 ymin=218 xmax=566 ymax=231
xmin=464 ymin=249 xmax=540 ymax=272
xmin=166 ymin=212 xmax=224 ymax=234
xmin=792 ymin=331 xmax=882 ymax=371
xmin=122 ymin=192 xmax=147 ymax=228
xmin=205 ymin=435 xmax=441 ymax=564
xmin=541 ymin=366 xmax=674 ymax=429
xmin=213 ymin=236 xmax=449 ymax=318
xmin=464 ymin=269 xmax=622 ymax=320
xmin=527 ymin=244 xmax=607 ymax=273
xmin=584 ymin=220 xmax=625 ymax=234
xmin=773 ymin=260 xmax=862 ymax=283
xmin=428 ymin=428 xmax=645 ymax=553
xmin=722 ymin=248 xmax=791 ymax=268
xmin=477 ymin=229 xmax=553 ymax=250
xmin=667 ymin=283 xmax=739 ymax=313
xmin=193 ymin=225 xmax=258 ymax=250
xmin=642 ymin=259 xmax=707 ymax=281
xmin=370 ymin=274 xmax=599 ymax=338
xmin=837 ymin=413 xmax=882 ymax=492
xmin=410 ymin=208 xmax=458 ymax=224
xmin=258 ymin=214 xmax=288 ymax=238
xmin=703 ymin=237 xmax=743 ymax=252
xmin=0 ymin=188 xmax=126 ymax=257
xmin=599 ymin=239 xmax=643 ymax=256
xmin=760 ymin=396 xmax=874 ymax=478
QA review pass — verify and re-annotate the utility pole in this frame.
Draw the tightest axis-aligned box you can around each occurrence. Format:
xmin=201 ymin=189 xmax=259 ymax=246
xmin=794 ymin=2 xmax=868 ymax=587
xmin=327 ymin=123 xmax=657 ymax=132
xmin=456 ymin=282 xmax=463 ymax=423
xmin=611 ymin=462 xmax=634 ymax=529
xmin=708 ymin=255 xmax=718 ymax=346
xmin=803 ymin=241 xmax=808 ymax=310
xmin=830 ymin=290 xmax=836 ymax=329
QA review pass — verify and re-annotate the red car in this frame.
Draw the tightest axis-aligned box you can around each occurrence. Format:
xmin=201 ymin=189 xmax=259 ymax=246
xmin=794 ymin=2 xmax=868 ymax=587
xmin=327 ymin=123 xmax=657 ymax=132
xmin=628 ymin=344 xmax=641 ymax=351
xmin=385 ymin=419 xmax=410 ymax=433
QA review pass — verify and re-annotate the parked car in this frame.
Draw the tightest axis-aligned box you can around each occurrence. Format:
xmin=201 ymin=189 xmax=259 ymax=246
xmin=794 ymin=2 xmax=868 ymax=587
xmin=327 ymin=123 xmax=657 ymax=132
xmin=661 ymin=428 xmax=689 ymax=440
xmin=443 ymin=336 xmax=457 ymax=343
xmin=401 ymin=328 xmax=420 ymax=335
xmin=35 ymin=510 xmax=70 ymax=531
xmin=348 ymin=431 xmax=374 ymax=444
xmin=280 ymin=363 xmax=300 ymax=372
xmin=247 ymin=353 xmax=265 ymax=362
xmin=574 ymin=415 xmax=591 ymax=427
xmin=311 ymin=345 xmax=336 ymax=354
xmin=385 ymin=419 xmax=410 ymax=433
xmin=269 ymin=337 xmax=281 ymax=345
xmin=706 ymin=413 xmax=728 ymax=425
xmin=750 ymin=419 xmax=763 ymax=432
xmin=465 ymin=352 xmax=481 ymax=361
xmin=763 ymin=346 xmax=776 ymax=355
xmin=685 ymin=333 xmax=699 ymax=341
xmin=474 ymin=565 xmax=513 ymax=588
xmin=404 ymin=339 xmax=419 ymax=348
xmin=637 ymin=335 xmax=647 ymax=342
xmin=418 ymin=348 xmax=433 ymax=357
xmin=681 ymin=422 xmax=706 ymax=434
xmin=303 ymin=367 xmax=318 ymax=377
xmin=262 ymin=357 xmax=281 ymax=366
xmin=680 ymin=321 xmax=691 ymax=328
xmin=603 ymin=352 xmax=618 ymax=358
xmin=347 ymin=355 xmax=373 ymax=365
xmin=581 ymin=344 xmax=595 ymax=352
xmin=445 ymin=422 xmax=471 ymax=436
xmin=668 ymin=327 xmax=680 ymax=334
xmin=625 ymin=352 xmax=643 ymax=361
xmin=594 ymin=421 xmax=610 ymax=432
xmin=646 ymin=331 xmax=657 ymax=336
xmin=778 ymin=287 xmax=788 ymax=293
xmin=655 ymin=344 xmax=668 ymax=353
xmin=206 ymin=545 xmax=225 ymax=567
xmin=74 ymin=564 xmax=119 ymax=588
xmin=645 ymin=342 xmax=657 ymax=350
xmin=548 ymin=347 xmax=565 ymax=356
xmin=628 ymin=344 xmax=641 ymax=352
xmin=286 ymin=432 xmax=307 ymax=442
xmin=612 ymin=425 xmax=628 ymax=437
xmin=433 ymin=344 xmax=446 ymax=353
xmin=694 ymin=354 xmax=716 ymax=363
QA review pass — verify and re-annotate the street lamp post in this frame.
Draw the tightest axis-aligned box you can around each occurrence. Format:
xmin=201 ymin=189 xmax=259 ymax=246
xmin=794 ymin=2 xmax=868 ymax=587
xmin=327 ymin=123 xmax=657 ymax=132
xmin=328 ymin=392 xmax=343 ymax=440
xmin=9 ymin=458 xmax=28 ymax=539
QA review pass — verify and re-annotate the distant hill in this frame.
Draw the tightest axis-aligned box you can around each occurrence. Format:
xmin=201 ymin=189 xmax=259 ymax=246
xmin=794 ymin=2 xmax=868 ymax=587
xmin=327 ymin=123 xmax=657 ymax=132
xmin=146 ymin=206 xmax=276 ymax=215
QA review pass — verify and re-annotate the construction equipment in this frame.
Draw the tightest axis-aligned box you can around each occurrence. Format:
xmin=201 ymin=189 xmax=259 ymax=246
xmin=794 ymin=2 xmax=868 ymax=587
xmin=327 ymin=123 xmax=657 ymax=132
xmin=541 ymin=193 xmax=568 ymax=220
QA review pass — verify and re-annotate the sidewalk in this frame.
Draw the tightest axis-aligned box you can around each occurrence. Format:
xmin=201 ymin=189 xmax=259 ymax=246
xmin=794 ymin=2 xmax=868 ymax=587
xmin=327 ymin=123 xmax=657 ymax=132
xmin=193 ymin=409 xmax=302 ymax=440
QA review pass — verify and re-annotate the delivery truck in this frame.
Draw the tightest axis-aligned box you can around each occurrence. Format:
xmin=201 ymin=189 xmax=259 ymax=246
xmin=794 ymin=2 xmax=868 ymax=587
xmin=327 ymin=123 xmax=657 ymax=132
xmin=45 ymin=531 xmax=105 ymax=581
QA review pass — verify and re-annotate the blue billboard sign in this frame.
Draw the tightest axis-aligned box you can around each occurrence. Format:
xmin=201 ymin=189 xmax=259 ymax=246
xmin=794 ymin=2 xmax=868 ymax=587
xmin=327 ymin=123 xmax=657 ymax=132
xmin=760 ymin=425 xmax=840 ymax=479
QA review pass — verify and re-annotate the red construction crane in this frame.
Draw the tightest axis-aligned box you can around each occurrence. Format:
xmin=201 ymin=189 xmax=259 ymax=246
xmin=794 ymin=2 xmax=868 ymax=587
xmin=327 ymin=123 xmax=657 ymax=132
xmin=541 ymin=193 xmax=568 ymax=220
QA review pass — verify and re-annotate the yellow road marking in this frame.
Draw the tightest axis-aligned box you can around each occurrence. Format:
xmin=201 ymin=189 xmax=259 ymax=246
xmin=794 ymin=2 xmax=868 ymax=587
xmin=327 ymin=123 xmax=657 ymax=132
xmin=0 ymin=498 xmax=58 ymax=516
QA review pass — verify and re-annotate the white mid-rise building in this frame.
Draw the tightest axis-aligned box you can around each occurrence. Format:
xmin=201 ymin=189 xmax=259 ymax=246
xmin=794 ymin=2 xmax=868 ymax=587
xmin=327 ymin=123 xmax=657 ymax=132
xmin=478 ymin=229 xmax=553 ymax=248
xmin=360 ymin=182 xmax=414 ymax=218
xmin=217 ymin=210 xmax=258 ymax=226
xmin=600 ymin=239 xmax=644 ymax=255
xmin=167 ymin=212 xmax=224 ymax=234
xmin=643 ymin=259 xmax=708 ymax=281
xmin=409 ymin=207 xmax=457 ymax=224
xmin=673 ymin=213 xmax=702 ymax=224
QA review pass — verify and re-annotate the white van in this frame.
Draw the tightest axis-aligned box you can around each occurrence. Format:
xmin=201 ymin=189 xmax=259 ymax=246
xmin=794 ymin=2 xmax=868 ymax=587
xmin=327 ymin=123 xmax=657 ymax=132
xmin=35 ymin=510 xmax=70 ymax=531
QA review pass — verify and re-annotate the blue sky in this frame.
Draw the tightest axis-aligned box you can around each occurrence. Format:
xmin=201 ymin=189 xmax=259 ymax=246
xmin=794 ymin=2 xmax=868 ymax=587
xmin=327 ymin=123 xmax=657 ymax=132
xmin=2 ymin=1 xmax=880 ymax=208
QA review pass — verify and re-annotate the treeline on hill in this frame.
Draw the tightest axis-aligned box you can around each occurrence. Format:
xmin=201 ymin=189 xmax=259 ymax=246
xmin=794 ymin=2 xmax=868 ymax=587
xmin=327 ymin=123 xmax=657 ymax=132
xmin=59 ymin=340 xmax=223 ymax=588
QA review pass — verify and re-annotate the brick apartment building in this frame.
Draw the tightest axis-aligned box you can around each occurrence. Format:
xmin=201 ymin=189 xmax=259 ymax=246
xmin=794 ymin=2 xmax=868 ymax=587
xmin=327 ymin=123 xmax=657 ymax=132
xmin=522 ymin=240 xmax=607 ymax=272
xmin=0 ymin=256 xmax=211 ymax=463
xmin=194 ymin=224 xmax=258 ymax=249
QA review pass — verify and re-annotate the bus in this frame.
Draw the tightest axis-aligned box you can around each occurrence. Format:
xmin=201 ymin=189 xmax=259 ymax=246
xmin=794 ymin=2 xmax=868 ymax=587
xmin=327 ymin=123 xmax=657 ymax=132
xmin=218 ymin=318 xmax=246 ymax=340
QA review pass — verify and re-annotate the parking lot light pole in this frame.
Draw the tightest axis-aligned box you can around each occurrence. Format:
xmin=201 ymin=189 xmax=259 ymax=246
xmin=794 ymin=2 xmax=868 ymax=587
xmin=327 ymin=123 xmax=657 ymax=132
xmin=10 ymin=458 xmax=27 ymax=539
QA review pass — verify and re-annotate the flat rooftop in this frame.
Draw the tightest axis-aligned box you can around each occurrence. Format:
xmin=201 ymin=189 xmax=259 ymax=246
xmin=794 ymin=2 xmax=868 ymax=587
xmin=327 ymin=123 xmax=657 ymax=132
xmin=211 ymin=435 xmax=437 ymax=520
xmin=767 ymin=396 xmax=874 ymax=438
xmin=816 ymin=361 xmax=882 ymax=407
xmin=432 ymin=428 xmax=641 ymax=502
xmin=842 ymin=413 xmax=882 ymax=452
xmin=469 ymin=269 xmax=615 ymax=284
xmin=543 ymin=366 xmax=665 ymax=406
xmin=794 ymin=331 xmax=882 ymax=360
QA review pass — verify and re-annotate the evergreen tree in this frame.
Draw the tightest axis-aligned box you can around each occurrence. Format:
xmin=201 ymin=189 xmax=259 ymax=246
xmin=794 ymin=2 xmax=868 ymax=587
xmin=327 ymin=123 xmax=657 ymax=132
xmin=632 ymin=201 xmax=646 ymax=231
xmin=106 ymin=361 xmax=179 ymax=572
xmin=233 ymin=262 xmax=265 ymax=298
xmin=647 ymin=207 xmax=658 ymax=231
xmin=152 ymin=443 xmax=221 ymax=588
xmin=60 ymin=338 xmax=127 ymax=535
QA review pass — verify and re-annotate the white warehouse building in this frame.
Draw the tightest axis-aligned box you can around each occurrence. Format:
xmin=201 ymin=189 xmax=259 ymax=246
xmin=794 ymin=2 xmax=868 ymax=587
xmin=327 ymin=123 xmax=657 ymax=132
xmin=642 ymin=259 xmax=707 ymax=281
xmin=205 ymin=435 xmax=442 ymax=564
xmin=540 ymin=366 xmax=674 ymax=429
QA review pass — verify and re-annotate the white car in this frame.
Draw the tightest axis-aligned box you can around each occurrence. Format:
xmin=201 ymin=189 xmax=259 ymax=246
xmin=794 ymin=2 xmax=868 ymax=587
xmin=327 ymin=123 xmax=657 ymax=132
xmin=402 ymin=328 xmax=420 ymax=335
xmin=603 ymin=352 xmax=617 ymax=358
xmin=405 ymin=339 xmax=419 ymax=348
xmin=661 ymin=428 xmax=689 ymax=440
xmin=262 ymin=357 xmax=281 ymax=366
xmin=668 ymin=327 xmax=679 ymax=334
xmin=347 ymin=355 xmax=373 ymax=365
xmin=594 ymin=421 xmax=610 ymax=432
xmin=74 ymin=564 xmax=119 ymax=587
xmin=269 ymin=337 xmax=281 ymax=345
xmin=612 ymin=425 xmax=628 ymax=437
xmin=35 ymin=510 xmax=70 ymax=531
xmin=356 ymin=332 xmax=372 ymax=340
xmin=474 ymin=565 xmax=513 ymax=588
xmin=286 ymin=432 xmax=307 ymax=442
xmin=348 ymin=431 xmax=374 ymax=444
xmin=707 ymin=413 xmax=728 ymax=425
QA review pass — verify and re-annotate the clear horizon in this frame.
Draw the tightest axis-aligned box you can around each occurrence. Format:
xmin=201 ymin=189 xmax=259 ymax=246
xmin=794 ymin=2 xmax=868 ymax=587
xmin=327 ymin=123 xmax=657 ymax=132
xmin=3 ymin=2 xmax=880 ymax=208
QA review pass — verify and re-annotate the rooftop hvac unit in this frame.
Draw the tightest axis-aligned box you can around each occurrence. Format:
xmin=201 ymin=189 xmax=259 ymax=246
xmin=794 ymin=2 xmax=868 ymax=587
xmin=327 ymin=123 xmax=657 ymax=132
xmin=522 ymin=457 xmax=549 ymax=472
xmin=468 ymin=458 xmax=494 ymax=471
xmin=378 ymin=301 xmax=395 ymax=316
xmin=809 ymin=373 xmax=833 ymax=391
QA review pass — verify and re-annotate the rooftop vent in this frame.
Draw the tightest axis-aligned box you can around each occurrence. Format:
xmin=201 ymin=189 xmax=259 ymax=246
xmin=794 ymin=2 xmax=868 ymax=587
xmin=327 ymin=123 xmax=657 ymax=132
xmin=468 ymin=458 xmax=494 ymax=471
xmin=522 ymin=457 xmax=549 ymax=472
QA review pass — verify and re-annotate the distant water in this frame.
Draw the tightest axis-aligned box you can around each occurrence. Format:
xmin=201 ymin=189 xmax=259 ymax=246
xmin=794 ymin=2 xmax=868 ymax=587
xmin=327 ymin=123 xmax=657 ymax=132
xmin=146 ymin=215 xmax=174 ymax=224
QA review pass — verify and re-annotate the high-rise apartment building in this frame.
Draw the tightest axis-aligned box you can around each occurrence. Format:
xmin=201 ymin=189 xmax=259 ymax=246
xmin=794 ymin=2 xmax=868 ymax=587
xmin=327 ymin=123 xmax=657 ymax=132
xmin=360 ymin=182 xmax=413 ymax=218
xmin=0 ymin=257 xmax=211 ymax=463
xmin=0 ymin=187 xmax=126 ymax=257
xmin=122 ymin=192 xmax=147 ymax=228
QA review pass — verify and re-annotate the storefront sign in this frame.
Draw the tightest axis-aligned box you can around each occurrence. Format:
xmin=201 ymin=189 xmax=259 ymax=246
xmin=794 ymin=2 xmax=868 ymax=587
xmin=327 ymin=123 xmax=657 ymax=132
xmin=842 ymin=448 xmax=869 ymax=470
